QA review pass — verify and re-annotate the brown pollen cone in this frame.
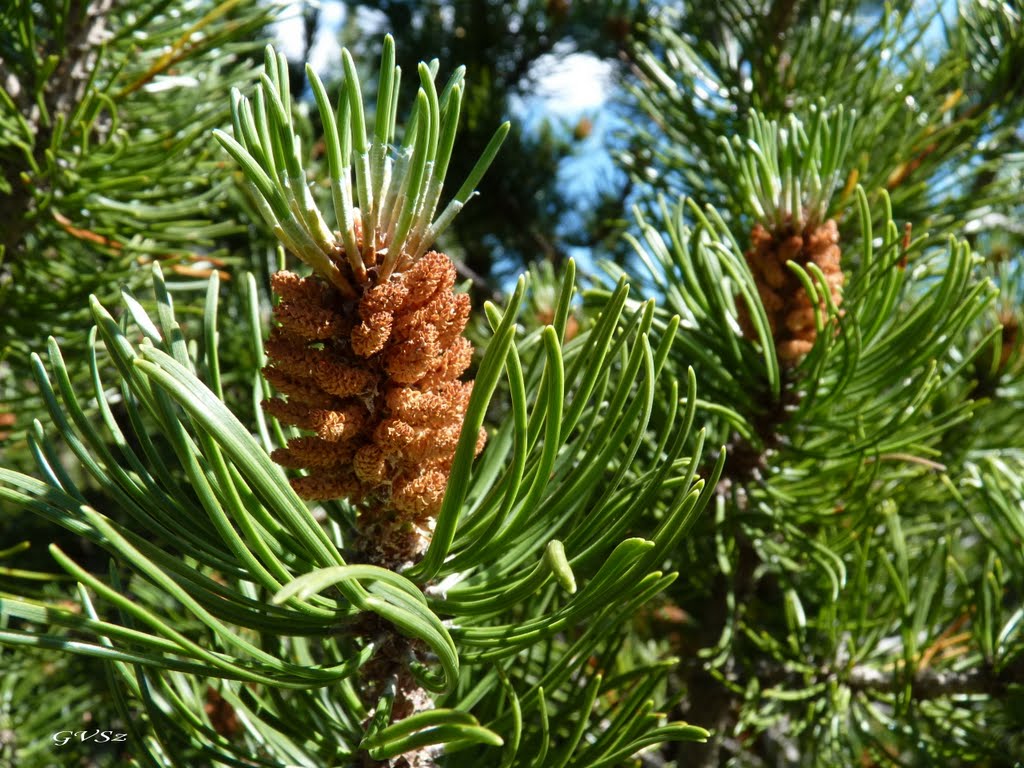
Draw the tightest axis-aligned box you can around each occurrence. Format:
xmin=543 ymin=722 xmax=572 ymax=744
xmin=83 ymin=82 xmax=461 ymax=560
xmin=261 ymin=251 xmax=486 ymax=566
xmin=737 ymin=218 xmax=844 ymax=364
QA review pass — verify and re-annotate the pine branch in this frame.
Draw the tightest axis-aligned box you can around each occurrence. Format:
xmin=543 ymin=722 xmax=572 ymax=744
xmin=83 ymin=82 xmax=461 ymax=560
xmin=0 ymin=0 xmax=113 ymax=257
xmin=677 ymin=378 xmax=798 ymax=768
xmin=845 ymin=662 xmax=1023 ymax=699
xmin=677 ymin=536 xmax=762 ymax=768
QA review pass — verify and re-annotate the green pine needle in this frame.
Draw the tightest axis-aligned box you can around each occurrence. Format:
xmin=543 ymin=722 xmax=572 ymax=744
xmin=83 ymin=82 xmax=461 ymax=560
xmin=218 ymin=36 xmax=510 ymax=286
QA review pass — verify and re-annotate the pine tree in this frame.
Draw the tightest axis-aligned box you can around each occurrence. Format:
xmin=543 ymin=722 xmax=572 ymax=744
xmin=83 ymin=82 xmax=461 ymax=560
xmin=615 ymin=1 xmax=1024 ymax=765
xmin=2 ymin=2 xmax=1023 ymax=768
xmin=1 ymin=29 xmax=714 ymax=768
xmin=1 ymin=2 xmax=274 ymax=762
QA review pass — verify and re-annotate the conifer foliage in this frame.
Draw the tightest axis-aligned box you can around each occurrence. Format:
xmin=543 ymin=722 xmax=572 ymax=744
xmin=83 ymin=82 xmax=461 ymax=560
xmin=2 ymin=2 xmax=1023 ymax=768
xmin=2 ymin=27 xmax=714 ymax=768
xmin=615 ymin=2 xmax=1024 ymax=766
xmin=1 ymin=0 xmax=274 ymax=431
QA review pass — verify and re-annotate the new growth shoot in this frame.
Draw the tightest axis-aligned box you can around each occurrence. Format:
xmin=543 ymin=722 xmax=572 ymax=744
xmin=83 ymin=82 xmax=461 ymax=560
xmin=214 ymin=36 xmax=510 ymax=294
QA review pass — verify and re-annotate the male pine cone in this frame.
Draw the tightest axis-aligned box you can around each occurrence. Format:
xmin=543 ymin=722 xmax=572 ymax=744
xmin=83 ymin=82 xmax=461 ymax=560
xmin=738 ymin=218 xmax=844 ymax=363
xmin=262 ymin=251 xmax=486 ymax=565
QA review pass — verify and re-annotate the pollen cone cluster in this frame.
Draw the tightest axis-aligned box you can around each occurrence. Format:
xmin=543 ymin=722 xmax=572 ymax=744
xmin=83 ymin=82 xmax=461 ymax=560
xmin=737 ymin=218 xmax=844 ymax=364
xmin=262 ymin=251 xmax=486 ymax=565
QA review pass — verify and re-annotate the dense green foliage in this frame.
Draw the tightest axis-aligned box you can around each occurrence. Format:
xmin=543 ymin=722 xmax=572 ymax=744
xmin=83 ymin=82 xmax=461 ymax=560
xmin=2 ymin=2 xmax=1023 ymax=767
xmin=619 ymin=3 xmax=1024 ymax=764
